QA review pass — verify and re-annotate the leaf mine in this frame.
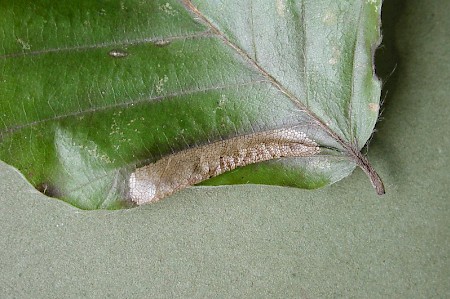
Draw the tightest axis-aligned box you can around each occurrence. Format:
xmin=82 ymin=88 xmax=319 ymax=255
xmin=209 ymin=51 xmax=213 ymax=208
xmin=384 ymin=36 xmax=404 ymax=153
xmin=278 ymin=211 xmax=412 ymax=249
xmin=0 ymin=0 xmax=385 ymax=209
xmin=181 ymin=0 xmax=385 ymax=196
xmin=129 ymin=128 xmax=320 ymax=205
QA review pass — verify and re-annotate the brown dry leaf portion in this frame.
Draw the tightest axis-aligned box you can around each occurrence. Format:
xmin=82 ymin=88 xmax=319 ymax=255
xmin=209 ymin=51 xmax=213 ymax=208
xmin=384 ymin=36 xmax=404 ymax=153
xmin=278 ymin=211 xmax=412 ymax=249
xmin=129 ymin=128 xmax=320 ymax=205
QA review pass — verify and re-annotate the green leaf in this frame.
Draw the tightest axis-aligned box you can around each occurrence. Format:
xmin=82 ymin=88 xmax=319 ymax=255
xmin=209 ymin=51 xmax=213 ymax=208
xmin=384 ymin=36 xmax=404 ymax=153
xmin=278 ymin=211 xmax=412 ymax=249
xmin=0 ymin=0 xmax=384 ymax=210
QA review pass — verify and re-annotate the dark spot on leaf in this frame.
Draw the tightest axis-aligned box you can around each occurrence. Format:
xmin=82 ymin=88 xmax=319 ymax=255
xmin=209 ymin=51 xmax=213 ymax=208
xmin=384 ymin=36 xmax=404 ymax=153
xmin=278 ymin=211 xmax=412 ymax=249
xmin=37 ymin=183 xmax=62 ymax=198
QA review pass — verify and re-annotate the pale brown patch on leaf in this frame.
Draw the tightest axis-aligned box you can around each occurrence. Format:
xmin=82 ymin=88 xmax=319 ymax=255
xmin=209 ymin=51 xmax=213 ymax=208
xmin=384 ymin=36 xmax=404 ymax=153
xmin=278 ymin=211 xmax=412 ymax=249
xmin=276 ymin=0 xmax=286 ymax=17
xmin=368 ymin=102 xmax=379 ymax=112
xmin=129 ymin=128 xmax=320 ymax=205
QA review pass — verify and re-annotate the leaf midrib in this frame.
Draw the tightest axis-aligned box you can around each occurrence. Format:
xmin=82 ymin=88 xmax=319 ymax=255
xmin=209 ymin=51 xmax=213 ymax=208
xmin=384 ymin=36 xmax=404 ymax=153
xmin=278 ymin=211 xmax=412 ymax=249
xmin=181 ymin=0 xmax=385 ymax=195
xmin=2 ymin=0 xmax=350 ymax=151
xmin=181 ymin=0 xmax=350 ymax=152
xmin=1 ymin=0 xmax=385 ymax=197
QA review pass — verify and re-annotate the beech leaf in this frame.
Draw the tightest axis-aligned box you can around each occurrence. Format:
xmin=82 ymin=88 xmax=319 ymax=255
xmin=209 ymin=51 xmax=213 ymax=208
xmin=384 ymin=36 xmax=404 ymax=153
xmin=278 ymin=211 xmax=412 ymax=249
xmin=0 ymin=0 xmax=384 ymax=209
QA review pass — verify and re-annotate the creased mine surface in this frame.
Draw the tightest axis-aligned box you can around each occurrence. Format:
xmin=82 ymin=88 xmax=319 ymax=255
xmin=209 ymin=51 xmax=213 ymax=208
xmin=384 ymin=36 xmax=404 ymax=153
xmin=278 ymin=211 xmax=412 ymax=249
xmin=129 ymin=128 xmax=320 ymax=205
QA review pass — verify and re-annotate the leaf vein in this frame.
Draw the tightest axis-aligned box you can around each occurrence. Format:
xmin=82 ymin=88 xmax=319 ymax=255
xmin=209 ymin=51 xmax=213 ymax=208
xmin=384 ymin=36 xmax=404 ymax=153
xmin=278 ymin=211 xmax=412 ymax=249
xmin=181 ymin=0 xmax=349 ymax=150
xmin=0 ymin=31 xmax=212 ymax=59
xmin=0 ymin=79 xmax=268 ymax=137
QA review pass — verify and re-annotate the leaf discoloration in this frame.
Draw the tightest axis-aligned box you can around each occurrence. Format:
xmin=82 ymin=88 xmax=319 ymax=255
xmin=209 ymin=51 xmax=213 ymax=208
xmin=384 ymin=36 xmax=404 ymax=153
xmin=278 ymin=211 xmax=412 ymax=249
xmin=129 ymin=128 xmax=320 ymax=205
xmin=108 ymin=49 xmax=129 ymax=58
xmin=0 ymin=0 xmax=385 ymax=209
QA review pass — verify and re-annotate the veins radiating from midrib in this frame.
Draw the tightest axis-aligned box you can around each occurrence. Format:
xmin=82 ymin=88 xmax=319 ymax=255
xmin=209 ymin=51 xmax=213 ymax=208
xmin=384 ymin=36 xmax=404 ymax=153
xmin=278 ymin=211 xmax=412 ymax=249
xmin=182 ymin=0 xmax=350 ymax=151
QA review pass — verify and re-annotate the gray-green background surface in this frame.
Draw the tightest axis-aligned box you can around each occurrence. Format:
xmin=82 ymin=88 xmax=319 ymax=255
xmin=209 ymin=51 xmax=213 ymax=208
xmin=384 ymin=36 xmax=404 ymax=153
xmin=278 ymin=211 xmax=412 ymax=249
xmin=1 ymin=0 xmax=449 ymax=297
